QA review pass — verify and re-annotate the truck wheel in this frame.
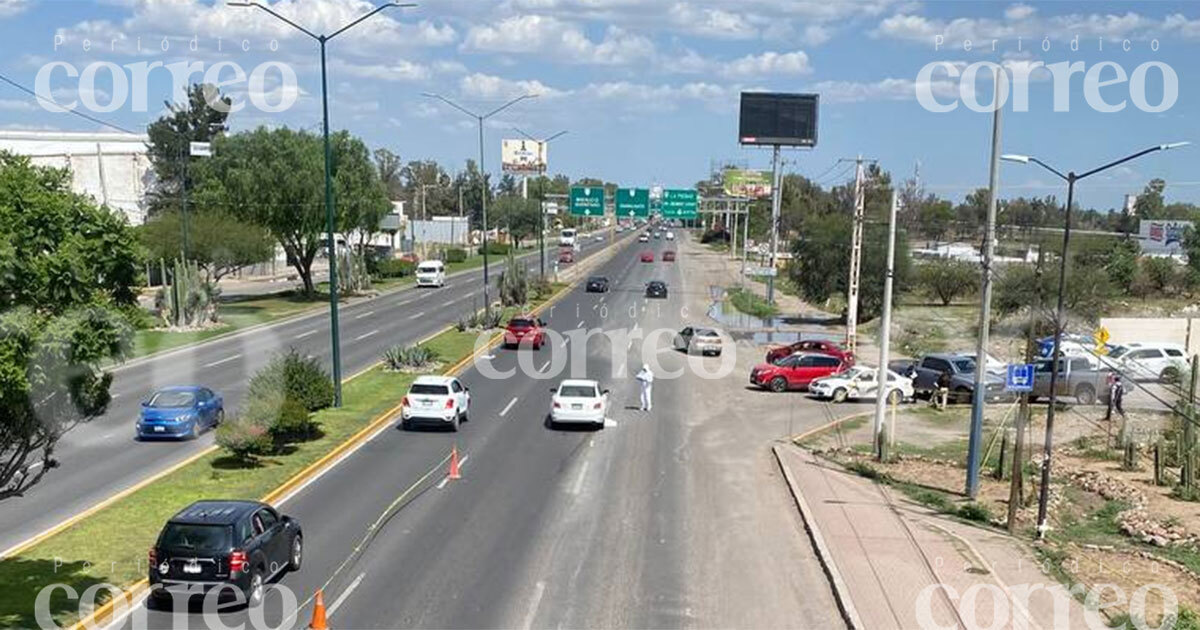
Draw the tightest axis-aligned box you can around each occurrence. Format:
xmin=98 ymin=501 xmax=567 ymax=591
xmin=769 ymin=377 xmax=788 ymax=393
xmin=1075 ymin=384 xmax=1097 ymax=406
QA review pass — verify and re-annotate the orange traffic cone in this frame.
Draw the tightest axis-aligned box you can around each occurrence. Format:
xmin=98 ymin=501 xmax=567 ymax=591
xmin=448 ymin=445 xmax=462 ymax=480
xmin=309 ymin=589 xmax=328 ymax=630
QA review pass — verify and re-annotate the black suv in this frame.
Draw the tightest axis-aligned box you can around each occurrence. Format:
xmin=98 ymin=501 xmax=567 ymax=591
xmin=645 ymin=281 xmax=668 ymax=299
xmin=149 ymin=500 xmax=302 ymax=607
xmin=586 ymin=276 xmax=610 ymax=293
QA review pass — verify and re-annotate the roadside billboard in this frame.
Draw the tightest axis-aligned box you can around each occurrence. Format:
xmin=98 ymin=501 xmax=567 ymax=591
xmin=501 ymin=139 xmax=547 ymax=175
xmin=722 ymin=169 xmax=772 ymax=198
xmin=1138 ymin=219 xmax=1192 ymax=256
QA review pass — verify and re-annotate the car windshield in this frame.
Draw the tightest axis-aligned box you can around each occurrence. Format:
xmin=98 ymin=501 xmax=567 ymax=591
xmin=952 ymin=358 xmax=977 ymax=372
xmin=842 ymin=367 xmax=867 ymax=379
xmin=410 ymin=384 xmax=450 ymax=396
xmin=160 ymin=523 xmax=230 ymax=553
xmin=589 ymin=277 xmax=606 ymax=283
xmin=695 ymin=329 xmax=718 ymax=338
xmin=508 ymin=319 xmax=535 ymax=328
xmin=1108 ymin=345 xmax=1130 ymax=359
xmin=559 ymin=385 xmax=596 ymax=398
xmin=417 ymin=264 xmax=439 ymax=272
xmin=147 ymin=391 xmax=195 ymax=408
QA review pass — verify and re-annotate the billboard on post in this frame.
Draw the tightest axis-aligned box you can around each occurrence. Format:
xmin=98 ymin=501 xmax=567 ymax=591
xmin=1139 ymin=219 xmax=1193 ymax=256
xmin=738 ymin=92 xmax=819 ymax=147
xmin=501 ymin=139 xmax=547 ymax=175
xmin=722 ymin=169 xmax=772 ymax=198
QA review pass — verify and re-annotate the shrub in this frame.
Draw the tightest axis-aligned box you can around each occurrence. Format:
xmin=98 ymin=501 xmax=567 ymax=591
xmin=498 ymin=249 xmax=528 ymax=307
xmin=916 ymin=259 xmax=980 ymax=306
xmin=270 ymin=397 xmax=316 ymax=441
xmin=445 ymin=248 xmax=468 ymax=263
xmin=956 ymin=502 xmax=993 ymax=523
xmin=375 ymin=258 xmax=416 ymax=279
xmin=382 ymin=344 xmax=439 ymax=371
xmin=457 ymin=308 xmax=502 ymax=331
xmin=215 ymin=415 xmax=273 ymax=462
xmin=530 ymin=277 xmax=553 ymax=300
xmin=478 ymin=242 xmax=511 ymax=256
xmin=247 ymin=349 xmax=335 ymax=412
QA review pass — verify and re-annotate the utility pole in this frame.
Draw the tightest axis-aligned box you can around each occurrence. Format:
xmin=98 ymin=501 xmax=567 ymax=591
xmin=967 ymin=69 xmax=1005 ymax=499
xmin=1008 ymin=246 xmax=1043 ymax=533
xmin=845 ymin=156 xmax=866 ymax=354
xmin=766 ymin=145 xmax=783 ymax=304
xmin=873 ymin=191 xmax=900 ymax=461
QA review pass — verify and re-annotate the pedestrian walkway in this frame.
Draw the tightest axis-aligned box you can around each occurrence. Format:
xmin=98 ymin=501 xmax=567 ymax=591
xmin=774 ymin=444 xmax=1091 ymax=630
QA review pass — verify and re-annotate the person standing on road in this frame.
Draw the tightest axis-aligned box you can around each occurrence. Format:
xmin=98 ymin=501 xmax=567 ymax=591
xmin=934 ymin=370 xmax=951 ymax=410
xmin=1110 ymin=373 xmax=1125 ymax=418
xmin=636 ymin=364 xmax=654 ymax=411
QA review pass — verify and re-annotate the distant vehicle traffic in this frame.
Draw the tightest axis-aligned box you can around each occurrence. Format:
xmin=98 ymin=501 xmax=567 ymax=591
xmin=766 ymin=339 xmax=853 ymax=366
xmin=645 ymin=280 xmax=668 ymax=299
xmin=137 ymin=386 xmax=223 ymax=440
xmin=750 ymin=352 xmax=848 ymax=392
xmin=586 ymin=276 xmax=610 ymax=293
xmin=638 ymin=234 xmax=649 ymax=243
xmin=640 ymin=251 xmax=654 ymax=263
xmin=504 ymin=315 xmax=547 ymax=349
xmin=559 ymin=228 xmax=578 ymax=247
xmin=901 ymin=353 xmax=1007 ymax=403
xmin=675 ymin=326 xmax=723 ymax=356
xmin=558 ymin=249 xmax=575 ymax=264
xmin=415 ymin=261 xmax=446 ymax=288
xmin=401 ymin=376 xmax=471 ymax=431
xmin=550 ymin=379 xmax=609 ymax=429
xmin=1030 ymin=357 xmax=1126 ymax=405
xmin=662 ymin=250 xmax=676 ymax=262
xmin=666 ymin=232 xmax=675 ymax=241
xmin=809 ymin=366 xmax=913 ymax=404
xmin=149 ymin=500 xmax=302 ymax=608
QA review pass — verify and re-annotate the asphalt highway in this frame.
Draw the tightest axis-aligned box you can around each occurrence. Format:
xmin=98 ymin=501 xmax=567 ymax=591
xmin=0 ymin=234 xmax=624 ymax=555
xmin=115 ymin=231 xmax=843 ymax=629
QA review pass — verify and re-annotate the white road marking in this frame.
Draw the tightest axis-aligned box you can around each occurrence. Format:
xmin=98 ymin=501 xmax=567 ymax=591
xmin=560 ymin=338 xmax=569 ymax=348
xmin=436 ymin=454 xmax=469 ymax=490
xmin=327 ymin=572 xmax=365 ymax=617
xmin=577 ymin=320 xmax=586 ymax=329
xmin=408 ymin=311 xmax=425 ymax=320
xmin=616 ymin=363 xmax=627 ymax=378
xmin=440 ymin=299 xmax=457 ymax=307
xmin=354 ymin=310 xmax=375 ymax=320
xmin=204 ymin=354 xmax=241 ymax=368
xmin=521 ymin=581 xmax=547 ymax=630
xmin=296 ymin=329 xmax=318 ymax=339
xmin=569 ymin=461 xmax=589 ymax=496
xmin=354 ymin=330 xmax=379 ymax=342
xmin=499 ymin=397 xmax=519 ymax=417
xmin=539 ymin=360 xmax=551 ymax=373
xmin=592 ymin=304 xmax=598 ymax=310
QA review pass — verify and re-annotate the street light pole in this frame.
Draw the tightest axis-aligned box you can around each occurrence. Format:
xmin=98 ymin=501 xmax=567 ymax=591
xmin=514 ymin=127 xmax=567 ymax=281
xmin=423 ymin=93 xmax=538 ymax=316
xmin=1001 ymin=141 xmax=1190 ymax=539
xmin=230 ymin=1 xmax=416 ymax=408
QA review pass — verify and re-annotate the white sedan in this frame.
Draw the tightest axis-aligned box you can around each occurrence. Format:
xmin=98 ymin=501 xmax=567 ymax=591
xmin=550 ymin=379 xmax=609 ymax=429
xmin=809 ymin=366 xmax=913 ymax=404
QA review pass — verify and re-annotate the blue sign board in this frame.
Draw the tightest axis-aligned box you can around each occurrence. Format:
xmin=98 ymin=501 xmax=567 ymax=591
xmin=1005 ymin=364 xmax=1035 ymax=392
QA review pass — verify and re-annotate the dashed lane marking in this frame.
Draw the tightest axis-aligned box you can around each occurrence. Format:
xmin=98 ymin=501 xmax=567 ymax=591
xmin=499 ymin=397 xmax=518 ymax=417
xmin=327 ymin=572 xmax=365 ymax=617
xmin=354 ymin=330 xmax=379 ymax=342
xmin=203 ymin=354 xmax=241 ymax=368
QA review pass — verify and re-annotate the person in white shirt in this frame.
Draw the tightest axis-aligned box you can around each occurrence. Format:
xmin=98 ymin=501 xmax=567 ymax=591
xmin=636 ymin=364 xmax=654 ymax=411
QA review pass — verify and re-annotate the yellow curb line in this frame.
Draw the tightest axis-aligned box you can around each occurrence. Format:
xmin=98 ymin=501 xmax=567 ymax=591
xmin=66 ymin=263 xmax=599 ymax=630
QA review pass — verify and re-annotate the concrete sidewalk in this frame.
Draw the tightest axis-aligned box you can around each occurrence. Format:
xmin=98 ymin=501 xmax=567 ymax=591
xmin=775 ymin=444 xmax=1091 ymax=630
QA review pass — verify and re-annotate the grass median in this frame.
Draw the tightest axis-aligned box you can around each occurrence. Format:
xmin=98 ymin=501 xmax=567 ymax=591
xmin=0 ymin=286 xmax=564 ymax=629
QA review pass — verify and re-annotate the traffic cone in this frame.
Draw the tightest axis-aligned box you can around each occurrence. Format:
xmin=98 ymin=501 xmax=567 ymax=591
xmin=309 ymin=589 xmax=328 ymax=630
xmin=448 ymin=445 xmax=462 ymax=480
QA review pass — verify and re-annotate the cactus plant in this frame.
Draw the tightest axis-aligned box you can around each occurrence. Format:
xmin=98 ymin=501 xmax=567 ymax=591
xmin=154 ymin=257 xmax=219 ymax=329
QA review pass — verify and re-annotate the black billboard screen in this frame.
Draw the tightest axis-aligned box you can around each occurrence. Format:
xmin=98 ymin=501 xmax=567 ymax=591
xmin=738 ymin=92 xmax=818 ymax=147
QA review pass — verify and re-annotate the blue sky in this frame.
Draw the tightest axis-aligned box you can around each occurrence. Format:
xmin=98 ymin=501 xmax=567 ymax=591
xmin=1 ymin=0 xmax=1198 ymax=210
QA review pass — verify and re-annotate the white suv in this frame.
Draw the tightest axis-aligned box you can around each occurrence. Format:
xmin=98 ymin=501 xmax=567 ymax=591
xmin=549 ymin=379 xmax=608 ymax=429
xmin=401 ymin=376 xmax=470 ymax=431
xmin=415 ymin=261 xmax=446 ymax=288
xmin=1106 ymin=342 xmax=1188 ymax=382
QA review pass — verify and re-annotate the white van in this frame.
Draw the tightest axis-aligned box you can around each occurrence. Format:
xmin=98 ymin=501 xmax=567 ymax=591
xmin=559 ymin=228 xmax=577 ymax=248
xmin=415 ymin=261 xmax=446 ymax=288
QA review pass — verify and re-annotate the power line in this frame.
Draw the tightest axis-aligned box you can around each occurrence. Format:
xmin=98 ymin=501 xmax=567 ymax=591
xmin=0 ymin=71 xmax=141 ymax=135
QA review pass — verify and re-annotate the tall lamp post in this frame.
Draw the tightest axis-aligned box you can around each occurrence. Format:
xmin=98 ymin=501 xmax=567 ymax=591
xmin=423 ymin=92 xmax=538 ymax=316
xmin=513 ymin=127 xmax=567 ymax=280
xmin=230 ymin=1 xmax=416 ymax=408
xmin=1001 ymin=141 xmax=1190 ymax=539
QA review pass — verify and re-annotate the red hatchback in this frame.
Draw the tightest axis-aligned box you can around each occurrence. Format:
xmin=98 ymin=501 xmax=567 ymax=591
xmin=504 ymin=315 xmax=546 ymax=349
xmin=750 ymin=352 xmax=848 ymax=392
xmin=640 ymin=251 xmax=654 ymax=263
xmin=765 ymin=339 xmax=854 ymax=366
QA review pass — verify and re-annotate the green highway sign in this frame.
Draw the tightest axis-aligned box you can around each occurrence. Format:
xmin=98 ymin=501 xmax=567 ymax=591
xmin=569 ymin=186 xmax=606 ymax=216
xmin=615 ymin=188 xmax=650 ymax=218
xmin=661 ymin=189 xmax=698 ymax=219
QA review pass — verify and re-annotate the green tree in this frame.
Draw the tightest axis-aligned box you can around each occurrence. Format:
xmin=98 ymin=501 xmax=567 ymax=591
xmin=0 ymin=153 xmax=138 ymax=495
xmin=193 ymin=127 xmax=387 ymax=296
xmin=1134 ymin=178 xmax=1166 ymax=219
xmin=145 ymin=83 xmax=232 ymax=217
xmin=995 ymin=262 xmax=1113 ymax=330
xmin=139 ymin=209 xmax=275 ymax=284
xmin=373 ymin=148 xmax=404 ymax=200
xmin=492 ymin=196 xmax=540 ymax=246
xmin=917 ymin=259 xmax=980 ymax=305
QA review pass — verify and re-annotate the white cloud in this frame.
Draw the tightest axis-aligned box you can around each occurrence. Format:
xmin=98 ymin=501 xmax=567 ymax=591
xmin=812 ymin=76 xmax=957 ymax=104
xmin=1004 ymin=4 xmax=1036 ymax=21
xmin=333 ymin=59 xmax=431 ymax=82
xmin=458 ymin=73 xmax=563 ymax=100
xmin=463 ymin=15 xmax=655 ymax=65
xmin=800 ymin=24 xmax=833 ymax=46
xmin=0 ymin=0 xmax=29 ymax=19
xmin=0 ymin=98 xmax=36 ymax=111
xmin=667 ymin=3 xmax=758 ymax=39
xmin=720 ymin=51 xmax=812 ymax=78
xmin=874 ymin=8 xmax=1185 ymax=45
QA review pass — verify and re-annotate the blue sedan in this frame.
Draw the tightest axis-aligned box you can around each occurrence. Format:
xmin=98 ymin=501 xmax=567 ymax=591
xmin=136 ymin=386 xmax=224 ymax=440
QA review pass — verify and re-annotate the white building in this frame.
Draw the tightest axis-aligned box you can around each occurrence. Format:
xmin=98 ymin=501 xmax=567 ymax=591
xmin=0 ymin=130 xmax=153 ymax=224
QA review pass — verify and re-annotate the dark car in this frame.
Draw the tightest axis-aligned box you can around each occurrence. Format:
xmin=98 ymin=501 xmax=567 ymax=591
xmin=504 ymin=315 xmax=547 ymax=349
xmin=910 ymin=353 xmax=1007 ymax=403
xmin=662 ymin=250 xmax=676 ymax=262
xmin=137 ymin=386 xmax=224 ymax=441
xmin=645 ymin=281 xmax=668 ymax=299
xmin=149 ymin=500 xmax=302 ymax=607
xmin=765 ymin=340 xmax=854 ymax=366
xmin=586 ymin=276 xmax=610 ymax=293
